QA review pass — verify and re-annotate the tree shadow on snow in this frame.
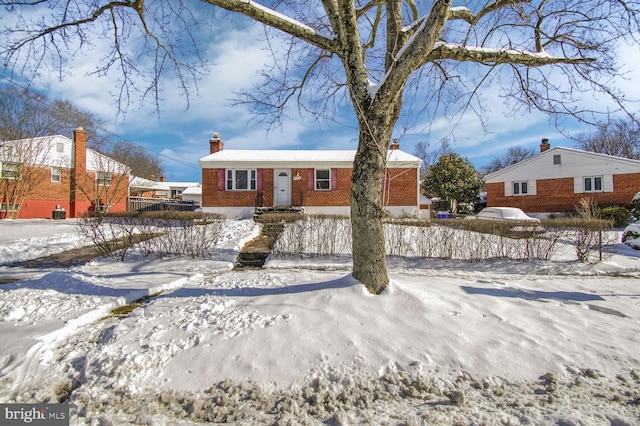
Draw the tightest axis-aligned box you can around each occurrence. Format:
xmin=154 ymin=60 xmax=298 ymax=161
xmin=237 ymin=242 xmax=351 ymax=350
xmin=164 ymin=274 xmax=359 ymax=298
xmin=460 ymin=286 xmax=605 ymax=302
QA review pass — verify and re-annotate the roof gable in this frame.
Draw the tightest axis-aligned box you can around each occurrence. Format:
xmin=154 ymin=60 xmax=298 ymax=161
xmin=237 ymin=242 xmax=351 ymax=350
xmin=485 ymin=147 xmax=640 ymax=183
xmin=1 ymin=134 xmax=130 ymax=173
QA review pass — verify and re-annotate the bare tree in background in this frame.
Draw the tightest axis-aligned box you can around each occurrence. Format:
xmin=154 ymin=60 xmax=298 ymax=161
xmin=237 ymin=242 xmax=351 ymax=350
xmin=575 ymin=117 xmax=640 ymax=159
xmin=414 ymin=138 xmax=451 ymax=172
xmin=0 ymin=85 xmax=58 ymax=140
xmin=108 ymin=141 xmax=163 ymax=180
xmin=480 ymin=146 xmax=537 ymax=175
xmin=0 ymin=84 xmax=164 ymax=179
xmin=2 ymin=0 xmax=639 ymax=293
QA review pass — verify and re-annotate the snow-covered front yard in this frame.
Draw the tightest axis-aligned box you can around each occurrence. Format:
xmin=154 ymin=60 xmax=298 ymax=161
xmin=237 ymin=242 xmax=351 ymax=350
xmin=0 ymin=218 xmax=639 ymax=425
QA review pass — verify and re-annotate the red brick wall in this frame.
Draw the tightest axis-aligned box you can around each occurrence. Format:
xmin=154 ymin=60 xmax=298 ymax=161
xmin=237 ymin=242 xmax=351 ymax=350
xmin=384 ymin=168 xmax=419 ymax=206
xmin=1 ymin=166 xmax=128 ymax=219
xmin=487 ymin=172 xmax=640 ymax=212
xmin=202 ymin=166 xmax=419 ymax=208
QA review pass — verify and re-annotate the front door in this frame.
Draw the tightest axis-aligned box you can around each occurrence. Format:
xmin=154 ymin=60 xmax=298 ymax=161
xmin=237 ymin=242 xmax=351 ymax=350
xmin=274 ymin=169 xmax=291 ymax=206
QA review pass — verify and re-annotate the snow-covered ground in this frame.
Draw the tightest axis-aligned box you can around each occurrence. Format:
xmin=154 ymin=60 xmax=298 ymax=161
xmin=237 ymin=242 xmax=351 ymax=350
xmin=0 ymin=218 xmax=639 ymax=425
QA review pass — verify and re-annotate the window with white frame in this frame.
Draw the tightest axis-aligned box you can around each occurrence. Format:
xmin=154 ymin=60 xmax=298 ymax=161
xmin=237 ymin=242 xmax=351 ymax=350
xmin=512 ymin=181 xmax=528 ymax=195
xmin=56 ymin=142 xmax=65 ymax=153
xmin=584 ymin=176 xmax=603 ymax=192
xmin=1 ymin=162 xmax=20 ymax=179
xmin=226 ymin=169 xmax=256 ymax=190
xmin=51 ymin=167 xmax=61 ymax=183
xmin=96 ymin=171 xmax=112 ymax=186
xmin=315 ymin=169 xmax=331 ymax=190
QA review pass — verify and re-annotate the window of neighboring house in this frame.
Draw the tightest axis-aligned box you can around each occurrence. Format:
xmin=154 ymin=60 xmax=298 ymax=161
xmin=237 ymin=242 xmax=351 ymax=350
xmin=56 ymin=142 xmax=64 ymax=153
xmin=170 ymin=189 xmax=183 ymax=198
xmin=51 ymin=167 xmax=61 ymax=183
xmin=1 ymin=162 xmax=20 ymax=179
xmin=315 ymin=169 xmax=331 ymax=190
xmin=226 ymin=169 xmax=256 ymax=190
xmin=584 ymin=176 xmax=603 ymax=192
xmin=553 ymin=154 xmax=561 ymax=165
xmin=96 ymin=171 xmax=112 ymax=186
xmin=0 ymin=202 xmax=20 ymax=212
xmin=512 ymin=181 xmax=528 ymax=195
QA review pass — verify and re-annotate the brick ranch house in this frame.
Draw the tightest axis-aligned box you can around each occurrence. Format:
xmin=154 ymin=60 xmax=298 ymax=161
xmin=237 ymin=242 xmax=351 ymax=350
xmin=0 ymin=128 xmax=130 ymax=219
xmin=199 ymin=134 xmax=423 ymax=218
xmin=485 ymin=138 xmax=640 ymax=215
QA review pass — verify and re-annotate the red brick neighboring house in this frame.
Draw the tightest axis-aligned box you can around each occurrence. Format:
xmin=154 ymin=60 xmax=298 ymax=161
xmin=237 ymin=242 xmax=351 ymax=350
xmin=0 ymin=128 xmax=130 ymax=219
xmin=485 ymin=139 xmax=640 ymax=214
xmin=198 ymin=134 xmax=423 ymax=218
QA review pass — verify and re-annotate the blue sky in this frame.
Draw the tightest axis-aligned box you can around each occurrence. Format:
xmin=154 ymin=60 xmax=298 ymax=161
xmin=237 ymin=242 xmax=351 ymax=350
xmin=3 ymin=12 xmax=640 ymax=183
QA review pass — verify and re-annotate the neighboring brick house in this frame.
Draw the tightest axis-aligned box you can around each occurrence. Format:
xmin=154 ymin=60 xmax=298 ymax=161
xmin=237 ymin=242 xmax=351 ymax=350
xmin=198 ymin=134 xmax=423 ymax=218
xmin=485 ymin=139 xmax=640 ymax=214
xmin=0 ymin=128 xmax=130 ymax=219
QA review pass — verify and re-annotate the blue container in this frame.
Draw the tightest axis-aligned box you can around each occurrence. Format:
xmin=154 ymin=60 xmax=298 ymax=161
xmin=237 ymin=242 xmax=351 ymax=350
xmin=436 ymin=211 xmax=449 ymax=219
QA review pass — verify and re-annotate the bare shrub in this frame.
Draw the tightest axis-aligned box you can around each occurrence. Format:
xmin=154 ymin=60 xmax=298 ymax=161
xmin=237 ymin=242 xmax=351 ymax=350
xmin=76 ymin=213 xmax=140 ymax=260
xmin=272 ymin=215 xmax=613 ymax=263
xmin=272 ymin=215 xmax=351 ymax=257
xmin=77 ymin=211 xmax=225 ymax=260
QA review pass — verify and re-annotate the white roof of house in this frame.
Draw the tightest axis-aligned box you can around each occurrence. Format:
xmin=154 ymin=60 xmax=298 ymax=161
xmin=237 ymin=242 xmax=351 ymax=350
xmin=181 ymin=185 xmax=202 ymax=196
xmin=129 ymin=177 xmax=200 ymax=191
xmin=199 ymin=149 xmax=421 ymax=168
xmin=129 ymin=176 xmax=170 ymax=191
xmin=485 ymin=146 xmax=640 ymax=182
xmin=167 ymin=182 xmax=200 ymax=189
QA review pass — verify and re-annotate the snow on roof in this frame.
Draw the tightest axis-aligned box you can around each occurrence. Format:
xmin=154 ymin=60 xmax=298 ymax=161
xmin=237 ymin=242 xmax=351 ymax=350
xmin=167 ymin=182 xmax=200 ymax=188
xmin=200 ymin=149 xmax=421 ymax=167
xmin=182 ymin=186 xmax=202 ymax=196
xmin=129 ymin=176 xmax=170 ymax=191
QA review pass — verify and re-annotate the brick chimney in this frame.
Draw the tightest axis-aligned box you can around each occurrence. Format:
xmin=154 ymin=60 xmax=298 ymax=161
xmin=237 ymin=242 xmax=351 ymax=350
xmin=389 ymin=139 xmax=400 ymax=150
xmin=70 ymin=127 xmax=88 ymax=218
xmin=210 ymin=132 xmax=224 ymax=154
xmin=540 ymin=138 xmax=550 ymax=152
xmin=159 ymin=175 xmax=165 ymax=182
xmin=73 ymin=127 xmax=87 ymax=173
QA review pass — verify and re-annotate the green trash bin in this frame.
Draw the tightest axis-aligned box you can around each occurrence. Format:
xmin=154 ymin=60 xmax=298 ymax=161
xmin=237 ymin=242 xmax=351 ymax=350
xmin=52 ymin=209 xmax=66 ymax=220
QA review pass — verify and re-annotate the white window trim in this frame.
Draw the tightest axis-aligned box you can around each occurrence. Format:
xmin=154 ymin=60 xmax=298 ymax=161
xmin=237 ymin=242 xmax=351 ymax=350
xmin=1 ymin=162 xmax=20 ymax=179
xmin=512 ymin=181 xmax=529 ymax=196
xmin=96 ymin=171 xmax=112 ymax=186
xmin=51 ymin=167 xmax=61 ymax=183
xmin=226 ymin=169 xmax=257 ymax=191
xmin=584 ymin=176 xmax=603 ymax=193
xmin=315 ymin=168 xmax=331 ymax=191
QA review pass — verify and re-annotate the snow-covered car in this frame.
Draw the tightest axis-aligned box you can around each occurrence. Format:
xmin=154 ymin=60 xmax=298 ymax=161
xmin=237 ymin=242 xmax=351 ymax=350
xmin=465 ymin=207 xmax=540 ymax=222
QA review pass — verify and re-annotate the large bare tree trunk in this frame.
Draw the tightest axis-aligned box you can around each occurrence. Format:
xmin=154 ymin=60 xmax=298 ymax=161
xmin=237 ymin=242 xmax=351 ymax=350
xmin=350 ymin=124 xmax=392 ymax=294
